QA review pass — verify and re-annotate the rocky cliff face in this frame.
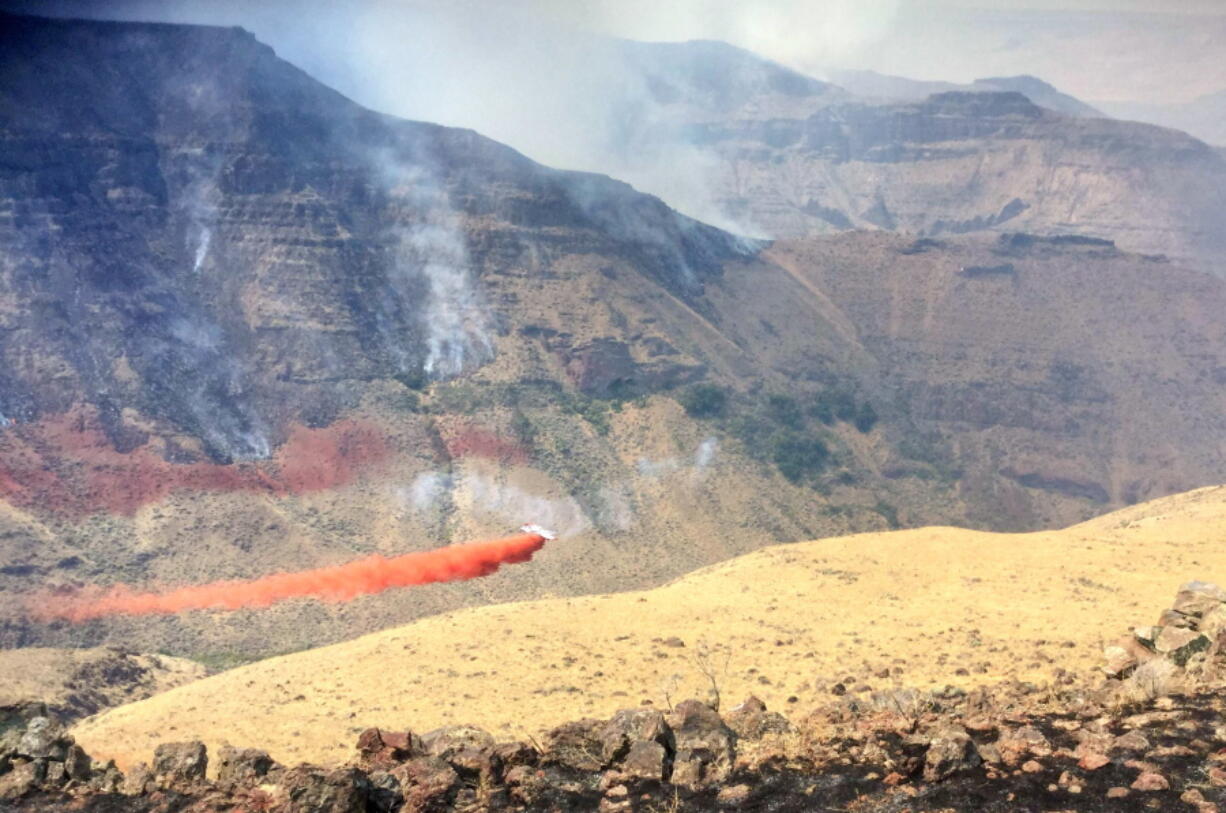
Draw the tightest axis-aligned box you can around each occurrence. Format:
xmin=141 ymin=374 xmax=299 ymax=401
xmin=2 ymin=14 xmax=1226 ymax=659
xmin=0 ymin=12 xmax=745 ymax=462
xmin=683 ymin=88 xmax=1226 ymax=275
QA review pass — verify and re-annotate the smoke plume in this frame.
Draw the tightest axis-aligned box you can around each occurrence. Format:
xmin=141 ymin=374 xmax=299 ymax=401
xmin=36 ymin=531 xmax=549 ymax=622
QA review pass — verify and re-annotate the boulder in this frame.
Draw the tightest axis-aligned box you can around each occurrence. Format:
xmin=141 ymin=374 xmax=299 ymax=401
xmin=1199 ymin=606 xmax=1226 ymax=640
xmin=17 ymin=717 xmax=67 ymax=760
xmin=599 ymin=709 xmax=670 ymax=764
xmin=667 ymin=700 xmax=736 ymax=786
xmin=152 ymin=741 xmax=208 ymax=786
xmin=281 ymin=766 xmax=371 ymax=813
xmin=447 ymin=746 xmax=500 ymax=782
xmin=923 ymin=725 xmax=980 ymax=782
xmin=64 ymin=743 xmax=92 ymax=782
xmin=1172 ymin=582 xmax=1226 ymax=619
xmin=544 ymin=719 xmax=607 ymax=772
xmin=493 ymin=741 xmax=537 ymax=770
xmin=1154 ymin=627 xmax=1211 ymax=662
xmin=391 ymin=756 xmax=458 ymax=812
xmin=1127 ymin=658 xmax=1180 ymax=697
xmin=122 ymin=762 xmax=153 ymax=795
xmin=724 ymin=696 xmax=791 ymax=740
xmin=419 ymin=725 xmax=494 ymax=762
xmin=0 ymin=760 xmax=42 ymax=800
xmin=357 ymin=728 xmax=420 ymax=768
xmin=216 ymin=746 xmax=276 ymax=785
xmin=365 ymin=770 xmax=403 ymax=813
xmin=1111 ymin=731 xmax=1151 ymax=753
xmin=44 ymin=761 xmax=66 ymax=786
xmin=995 ymin=725 xmax=1051 ymax=767
xmin=620 ymin=740 xmax=668 ymax=781
xmin=1132 ymin=771 xmax=1170 ymax=791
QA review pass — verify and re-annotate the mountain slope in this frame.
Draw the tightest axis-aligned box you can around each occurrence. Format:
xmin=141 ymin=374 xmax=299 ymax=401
xmin=1099 ymin=90 xmax=1226 ymax=148
xmin=692 ymin=90 xmax=1226 ymax=272
xmin=3 ymin=14 xmax=1226 ymax=663
xmin=830 ymin=69 xmax=1104 ymax=118
xmin=70 ymin=484 xmax=1226 ymax=769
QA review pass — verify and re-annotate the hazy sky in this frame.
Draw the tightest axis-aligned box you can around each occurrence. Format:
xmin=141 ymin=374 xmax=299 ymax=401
xmin=5 ymin=0 xmax=1224 ymax=103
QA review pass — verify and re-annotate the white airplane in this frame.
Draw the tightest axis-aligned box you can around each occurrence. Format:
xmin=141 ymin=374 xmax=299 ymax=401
xmin=519 ymin=523 xmax=557 ymax=540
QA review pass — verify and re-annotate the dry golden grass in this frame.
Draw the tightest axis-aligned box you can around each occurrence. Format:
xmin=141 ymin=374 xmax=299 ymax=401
xmin=73 ymin=485 xmax=1226 ymax=770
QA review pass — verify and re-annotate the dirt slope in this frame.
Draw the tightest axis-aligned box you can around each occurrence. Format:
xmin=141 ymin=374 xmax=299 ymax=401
xmin=72 ymin=484 xmax=1226 ymax=770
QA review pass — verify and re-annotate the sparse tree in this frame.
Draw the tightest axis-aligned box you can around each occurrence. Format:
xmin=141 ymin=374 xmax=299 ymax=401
xmin=693 ymin=642 xmax=732 ymax=712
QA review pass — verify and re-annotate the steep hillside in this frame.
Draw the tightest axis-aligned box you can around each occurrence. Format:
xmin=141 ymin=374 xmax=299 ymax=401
xmin=3 ymin=14 xmax=1226 ymax=662
xmin=766 ymin=232 xmax=1226 ymax=530
xmin=70 ymin=485 xmax=1226 ymax=769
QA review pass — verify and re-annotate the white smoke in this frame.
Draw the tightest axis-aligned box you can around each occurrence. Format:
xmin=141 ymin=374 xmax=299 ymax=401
xmin=596 ymin=483 xmax=636 ymax=532
xmin=374 ymin=149 xmax=493 ymax=381
xmin=637 ymin=436 xmax=720 ymax=478
xmin=192 ymin=225 xmax=211 ymax=273
xmin=406 ymin=470 xmax=452 ymax=511
xmin=398 ymin=224 xmax=493 ymax=379
xmin=403 ymin=470 xmax=592 ymax=536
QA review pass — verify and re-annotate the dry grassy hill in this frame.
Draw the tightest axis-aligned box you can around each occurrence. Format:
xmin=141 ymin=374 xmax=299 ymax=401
xmin=72 ymin=484 xmax=1226 ymax=770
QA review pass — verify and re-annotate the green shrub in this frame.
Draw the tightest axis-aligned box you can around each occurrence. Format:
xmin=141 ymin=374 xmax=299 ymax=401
xmin=767 ymin=394 xmax=804 ymax=428
xmin=873 ymin=500 xmax=900 ymax=529
xmin=854 ymin=402 xmax=878 ymax=433
xmin=771 ymin=432 xmax=830 ymax=483
xmin=679 ymin=383 xmax=728 ymax=418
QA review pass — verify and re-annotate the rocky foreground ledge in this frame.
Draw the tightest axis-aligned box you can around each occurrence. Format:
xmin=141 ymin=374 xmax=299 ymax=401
xmin=6 ymin=583 xmax=1226 ymax=812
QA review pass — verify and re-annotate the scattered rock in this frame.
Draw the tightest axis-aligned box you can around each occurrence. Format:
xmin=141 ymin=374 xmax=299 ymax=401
xmin=1078 ymin=752 xmax=1110 ymax=771
xmin=1131 ymin=771 xmax=1169 ymax=791
xmin=1112 ymin=731 xmax=1151 ymax=753
xmin=996 ymin=725 xmax=1050 ymax=766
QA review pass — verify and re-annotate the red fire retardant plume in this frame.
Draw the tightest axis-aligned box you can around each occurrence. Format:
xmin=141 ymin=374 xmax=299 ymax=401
xmin=37 ymin=531 xmax=548 ymax=622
